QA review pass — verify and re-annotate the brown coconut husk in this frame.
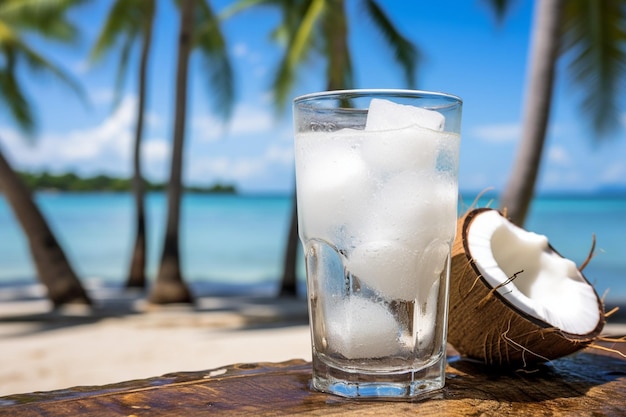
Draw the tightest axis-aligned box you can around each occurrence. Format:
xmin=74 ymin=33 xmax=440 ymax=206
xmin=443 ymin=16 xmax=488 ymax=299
xmin=448 ymin=208 xmax=606 ymax=368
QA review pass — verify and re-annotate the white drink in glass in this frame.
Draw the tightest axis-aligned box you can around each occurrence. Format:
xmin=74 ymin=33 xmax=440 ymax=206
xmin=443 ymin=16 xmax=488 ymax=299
xmin=294 ymin=90 xmax=462 ymax=400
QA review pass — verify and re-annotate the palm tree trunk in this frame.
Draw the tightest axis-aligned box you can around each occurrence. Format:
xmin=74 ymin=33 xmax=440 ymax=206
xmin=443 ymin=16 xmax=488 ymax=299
xmin=499 ymin=0 xmax=564 ymax=226
xmin=149 ymin=0 xmax=194 ymax=304
xmin=0 ymin=147 xmax=91 ymax=308
xmin=325 ymin=0 xmax=350 ymax=90
xmin=126 ymin=3 xmax=154 ymax=289
xmin=279 ymin=191 xmax=299 ymax=297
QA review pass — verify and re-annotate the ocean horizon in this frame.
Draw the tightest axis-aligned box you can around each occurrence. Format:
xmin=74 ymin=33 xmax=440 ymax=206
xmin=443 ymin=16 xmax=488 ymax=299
xmin=1 ymin=191 xmax=624 ymax=302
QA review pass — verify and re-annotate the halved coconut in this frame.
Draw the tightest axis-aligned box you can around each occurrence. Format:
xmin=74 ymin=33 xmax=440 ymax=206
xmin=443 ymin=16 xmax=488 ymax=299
xmin=448 ymin=208 xmax=605 ymax=367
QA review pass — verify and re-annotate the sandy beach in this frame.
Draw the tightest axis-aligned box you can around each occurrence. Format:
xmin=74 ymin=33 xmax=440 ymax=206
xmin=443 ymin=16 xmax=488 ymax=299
xmin=1 ymin=284 xmax=625 ymax=398
xmin=0 ymin=285 xmax=312 ymax=397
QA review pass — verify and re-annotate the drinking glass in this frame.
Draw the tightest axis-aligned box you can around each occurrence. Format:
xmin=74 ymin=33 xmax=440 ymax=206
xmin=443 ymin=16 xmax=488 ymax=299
xmin=293 ymin=89 xmax=462 ymax=399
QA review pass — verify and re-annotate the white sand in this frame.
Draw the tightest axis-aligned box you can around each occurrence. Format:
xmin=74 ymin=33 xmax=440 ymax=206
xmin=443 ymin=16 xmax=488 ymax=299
xmin=0 ymin=287 xmax=312 ymax=397
xmin=1 ymin=286 xmax=624 ymax=398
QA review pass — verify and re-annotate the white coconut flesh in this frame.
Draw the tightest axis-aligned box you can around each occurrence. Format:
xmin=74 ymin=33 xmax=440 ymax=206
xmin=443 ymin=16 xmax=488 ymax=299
xmin=467 ymin=210 xmax=601 ymax=336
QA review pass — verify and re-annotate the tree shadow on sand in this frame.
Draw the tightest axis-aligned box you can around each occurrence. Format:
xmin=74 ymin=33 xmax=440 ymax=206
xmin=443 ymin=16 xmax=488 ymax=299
xmin=0 ymin=283 xmax=309 ymax=338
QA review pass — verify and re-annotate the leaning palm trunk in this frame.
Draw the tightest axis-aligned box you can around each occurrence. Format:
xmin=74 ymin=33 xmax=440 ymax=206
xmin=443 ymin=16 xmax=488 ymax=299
xmin=125 ymin=6 xmax=154 ymax=289
xmin=0 ymin=148 xmax=91 ymax=308
xmin=499 ymin=0 xmax=564 ymax=226
xmin=149 ymin=0 xmax=194 ymax=304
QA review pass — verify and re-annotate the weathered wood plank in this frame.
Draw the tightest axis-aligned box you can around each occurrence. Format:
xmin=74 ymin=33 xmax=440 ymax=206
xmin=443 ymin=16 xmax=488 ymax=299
xmin=1 ymin=350 xmax=624 ymax=416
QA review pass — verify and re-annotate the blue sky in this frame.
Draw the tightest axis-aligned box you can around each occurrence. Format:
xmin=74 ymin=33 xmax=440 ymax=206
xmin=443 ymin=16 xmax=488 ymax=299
xmin=1 ymin=0 xmax=625 ymax=194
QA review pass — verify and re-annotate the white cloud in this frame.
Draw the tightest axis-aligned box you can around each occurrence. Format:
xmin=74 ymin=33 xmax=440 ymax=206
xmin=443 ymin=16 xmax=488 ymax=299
xmin=186 ymin=143 xmax=293 ymax=184
xmin=142 ymin=138 xmax=169 ymax=160
xmin=260 ymin=90 xmax=275 ymax=104
xmin=145 ymin=111 xmax=163 ymax=129
xmin=1 ymin=96 xmax=133 ymax=167
xmin=232 ymin=41 xmax=263 ymax=64
xmin=541 ymin=168 xmax=590 ymax=191
xmin=192 ymin=155 xmax=263 ymax=182
xmin=547 ymin=145 xmax=571 ymax=165
xmin=600 ymin=162 xmax=626 ymax=184
xmin=191 ymin=115 xmax=223 ymax=142
xmin=230 ymin=104 xmax=274 ymax=135
xmin=191 ymin=103 xmax=274 ymax=142
xmin=233 ymin=42 xmax=248 ymax=58
xmin=265 ymin=144 xmax=293 ymax=165
xmin=70 ymin=59 xmax=90 ymax=76
xmin=0 ymin=95 xmax=168 ymax=178
xmin=471 ymin=123 xmax=520 ymax=143
xmin=141 ymin=138 xmax=170 ymax=181
xmin=0 ymin=90 xmax=292 ymax=190
xmin=90 ymin=88 xmax=115 ymax=105
xmin=458 ymin=172 xmax=500 ymax=193
xmin=0 ymin=128 xmax=25 ymax=150
xmin=231 ymin=42 xmax=268 ymax=78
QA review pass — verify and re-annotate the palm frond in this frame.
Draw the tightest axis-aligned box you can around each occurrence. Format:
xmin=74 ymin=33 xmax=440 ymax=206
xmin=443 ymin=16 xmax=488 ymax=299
xmin=194 ymin=0 xmax=235 ymax=121
xmin=272 ymin=0 xmax=325 ymax=110
xmin=220 ymin=0 xmax=273 ymax=19
xmin=271 ymin=0 xmax=311 ymax=45
xmin=364 ymin=0 xmax=419 ymax=88
xmin=561 ymin=0 xmax=626 ymax=137
xmin=112 ymin=34 xmax=135 ymax=108
xmin=287 ymin=0 xmax=324 ymax=71
xmin=13 ymin=35 xmax=85 ymax=103
xmin=0 ymin=20 xmax=18 ymax=44
xmin=90 ymin=0 xmax=155 ymax=109
xmin=0 ymin=52 xmax=34 ymax=131
xmin=90 ymin=0 xmax=133 ymax=61
xmin=90 ymin=0 xmax=153 ymax=62
xmin=0 ymin=0 xmax=85 ymax=42
xmin=0 ymin=0 xmax=86 ymax=133
xmin=480 ymin=0 xmax=515 ymax=24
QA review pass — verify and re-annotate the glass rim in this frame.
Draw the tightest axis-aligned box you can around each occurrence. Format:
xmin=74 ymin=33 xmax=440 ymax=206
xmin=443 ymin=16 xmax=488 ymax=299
xmin=293 ymin=89 xmax=462 ymax=105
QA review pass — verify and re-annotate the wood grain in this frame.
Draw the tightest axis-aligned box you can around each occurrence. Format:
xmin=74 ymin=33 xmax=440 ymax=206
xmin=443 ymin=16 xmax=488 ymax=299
xmin=1 ymin=348 xmax=624 ymax=416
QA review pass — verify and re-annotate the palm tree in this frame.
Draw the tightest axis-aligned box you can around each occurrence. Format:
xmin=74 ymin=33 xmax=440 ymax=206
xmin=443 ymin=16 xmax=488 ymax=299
xmin=493 ymin=0 xmax=626 ymax=225
xmin=149 ymin=0 xmax=234 ymax=304
xmin=0 ymin=0 xmax=91 ymax=308
xmin=226 ymin=0 xmax=419 ymax=297
xmin=91 ymin=0 xmax=156 ymax=289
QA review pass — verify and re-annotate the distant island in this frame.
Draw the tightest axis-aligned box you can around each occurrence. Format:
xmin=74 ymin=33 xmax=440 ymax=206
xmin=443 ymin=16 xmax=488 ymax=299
xmin=18 ymin=171 xmax=237 ymax=194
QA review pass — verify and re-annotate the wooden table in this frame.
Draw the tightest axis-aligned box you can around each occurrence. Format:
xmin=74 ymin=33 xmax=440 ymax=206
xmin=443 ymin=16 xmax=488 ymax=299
xmin=1 ymin=347 xmax=624 ymax=416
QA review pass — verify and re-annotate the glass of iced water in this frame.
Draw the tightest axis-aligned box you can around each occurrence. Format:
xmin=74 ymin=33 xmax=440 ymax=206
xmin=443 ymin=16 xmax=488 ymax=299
xmin=293 ymin=90 xmax=462 ymax=400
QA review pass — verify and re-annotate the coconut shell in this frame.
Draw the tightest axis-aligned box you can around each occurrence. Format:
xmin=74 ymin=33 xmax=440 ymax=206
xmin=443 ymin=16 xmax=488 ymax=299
xmin=447 ymin=208 xmax=606 ymax=368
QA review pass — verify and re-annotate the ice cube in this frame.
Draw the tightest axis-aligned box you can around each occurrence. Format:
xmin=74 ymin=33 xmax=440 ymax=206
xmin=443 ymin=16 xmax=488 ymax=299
xmin=365 ymin=98 xmax=445 ymax=132
xmin=357 ymin=171 xmax=457 ymax=246
xmin=304 ymin=239 xmax=347 ymax=299
xmin=415 ymin=239 xmax=450 ymax=300
xmin=326 ymin=296 xmax=399 ymax=359
xmin=414 ymin=278 xmax=441 ymax=353
xmin=360 ymin=126 xmax=441 ymax=174
xmin=435 ymin=134 xmax=461 ymax=177
xmin=404 ymin=175 xmax=458 ymax=244
xmin=347 ymin=240 xmax=420 ymax=301
xmin=374 ymin=171 xmax=433 ymax=240
xmin=295 ymin=130 xmax=373 ymax=244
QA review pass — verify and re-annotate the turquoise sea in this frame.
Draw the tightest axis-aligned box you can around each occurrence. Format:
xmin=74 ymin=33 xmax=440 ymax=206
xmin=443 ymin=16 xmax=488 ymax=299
xmin=0 ymin=192 xmax=625 ymax=302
